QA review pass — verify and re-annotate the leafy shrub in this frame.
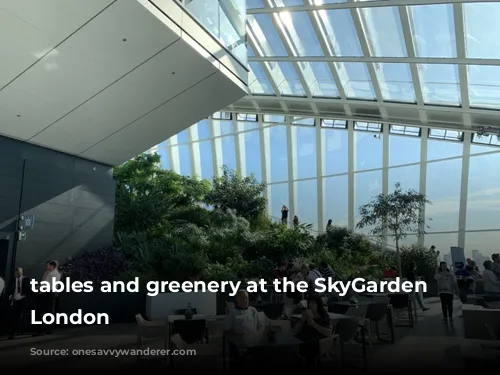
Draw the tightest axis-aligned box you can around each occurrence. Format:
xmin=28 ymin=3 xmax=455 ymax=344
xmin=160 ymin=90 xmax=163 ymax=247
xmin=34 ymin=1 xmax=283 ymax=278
xmin=400 ymin=244 xmax=438 ymax=282
xmin=60 ymin=247 xmax=132 ymax=283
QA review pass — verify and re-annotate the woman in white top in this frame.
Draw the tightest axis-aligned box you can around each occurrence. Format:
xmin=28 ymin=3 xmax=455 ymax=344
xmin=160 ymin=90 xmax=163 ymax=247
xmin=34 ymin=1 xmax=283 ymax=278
xmin=435 ymin=262 xmax=458 ymax=323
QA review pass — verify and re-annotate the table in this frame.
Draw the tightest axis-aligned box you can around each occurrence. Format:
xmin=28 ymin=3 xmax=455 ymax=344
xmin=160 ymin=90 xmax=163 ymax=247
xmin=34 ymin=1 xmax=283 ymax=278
xmin=223 ymin=332 xmax=302 ymax=369
xmin=291 ymin=312 xmax=357 ymax=321
xmin=330 ymin=300 xmax=374 ymax=307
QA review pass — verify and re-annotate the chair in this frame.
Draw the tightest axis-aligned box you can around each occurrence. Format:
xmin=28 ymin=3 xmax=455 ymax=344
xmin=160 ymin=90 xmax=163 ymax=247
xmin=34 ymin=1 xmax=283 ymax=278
xmin=283 ymin=305 xmax=296 ymax=320
xmin=170 ymin=319 xmax=216 ymax=367
xmin=135 ymin=314 xmax=168 ymax=362
xmin=206 ymin=320 xmax=227 ymax=347
xmin=335 ymin=317 xmax=366 ymax=369
xmin=262 ymin=303 xmax=284 ymax=320
xmin=389 ymin=294 xmax=413 ymax=327
xmin=346 ymin=305 xmax=371 ymax=356
xmin=225 ymin=302 xmax=235 ymax=314
xmin=366 ymin=298 xmax=392 ymax=343
xmin=271 ymin=293 xmax=285 ymax=304
xmin=316 ymin=334 xmax=339 ymax=367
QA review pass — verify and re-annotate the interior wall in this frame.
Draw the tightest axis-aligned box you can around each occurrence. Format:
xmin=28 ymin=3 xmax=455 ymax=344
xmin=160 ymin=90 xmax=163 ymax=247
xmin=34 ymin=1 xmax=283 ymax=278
xmin=0 ymin=135 xmax=115 ymax=281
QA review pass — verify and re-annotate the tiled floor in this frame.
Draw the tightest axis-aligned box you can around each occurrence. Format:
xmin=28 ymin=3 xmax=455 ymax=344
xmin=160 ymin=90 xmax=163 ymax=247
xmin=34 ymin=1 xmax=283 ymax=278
xmin=0 ymin=298 xmax=478 ymax=371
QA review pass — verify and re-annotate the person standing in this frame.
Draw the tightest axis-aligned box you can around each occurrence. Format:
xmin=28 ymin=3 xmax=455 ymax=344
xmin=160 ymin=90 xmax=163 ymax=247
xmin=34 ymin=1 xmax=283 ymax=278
xmin=281 ymin=205 xmax=289 ymax=225
xmin=326 ymin=219 xmax=333 ymax=231
xmin=8 ymin=267 xmax=31 ymax=339
xmin=405 ymin=262 xmax=429 ymax=312
xmin=435 ymin=262 xmax=458 ymax=323
xmin=293 ymin=215 xmax=299 ymax=227
xmin=34 ymin=260 xmax=61 ymax=336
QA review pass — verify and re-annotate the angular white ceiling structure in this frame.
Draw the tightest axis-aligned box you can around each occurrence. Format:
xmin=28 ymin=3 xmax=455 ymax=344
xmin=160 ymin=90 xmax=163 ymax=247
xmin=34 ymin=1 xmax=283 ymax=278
xmin=0 ymin=0 xmax=247 ymax=165
xmin=228 ymin=0 xmax=500 ymax=136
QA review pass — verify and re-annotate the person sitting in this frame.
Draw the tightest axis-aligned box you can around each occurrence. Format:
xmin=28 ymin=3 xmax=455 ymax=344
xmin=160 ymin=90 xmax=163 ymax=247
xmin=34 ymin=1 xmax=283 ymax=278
xmin=492 ymin=254 xmax=500 ymax=280
xmin=273 ymin=261 xmax=288 ymax=280
xmin=225 ymin=290 xmax=264 ymax=336
xmin=293 ymin=294 xmax=332 ymax=367
xmin=319 ymin=261 xmax=335 ymax=280
xmin=483 ymin=260 xmax=500 ymax=295
xmin=383 ymin=266 xmax=397 ymax=279
xmin=455 ymin=262 xmax=473 ymax=305
xmin=306 ymin=264 xmax=323 ymax=296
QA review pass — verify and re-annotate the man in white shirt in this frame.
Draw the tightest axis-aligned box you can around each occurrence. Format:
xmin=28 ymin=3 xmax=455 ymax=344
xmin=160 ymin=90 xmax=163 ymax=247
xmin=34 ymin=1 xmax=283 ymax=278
xmin=34 ymin=260 xmax=61 ymax=336
xmin=8 ymin=267 xmax=31 ymax=339
xmin=483 ymin=260 xmax=500 ymax=295
xmin=225 ymin=290 xmax=263 ymax=335
xmin=0 ymin=276 xmax=4 ymax=297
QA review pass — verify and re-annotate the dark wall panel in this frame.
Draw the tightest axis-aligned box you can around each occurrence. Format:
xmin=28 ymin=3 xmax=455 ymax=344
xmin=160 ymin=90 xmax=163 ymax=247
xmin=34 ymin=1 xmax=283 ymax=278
xmin=0 ymin=135 xmax=116 ymax=280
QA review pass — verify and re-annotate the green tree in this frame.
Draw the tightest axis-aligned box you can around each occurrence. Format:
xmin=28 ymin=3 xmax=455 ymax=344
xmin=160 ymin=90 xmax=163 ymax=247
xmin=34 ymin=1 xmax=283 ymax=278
xmin=356 ymin=182 xmax=431 ymax=276
xmin=205 ymin=165 xmax=267 ymax=220
xmin=114 ymin=153 xmax=209 ymax=234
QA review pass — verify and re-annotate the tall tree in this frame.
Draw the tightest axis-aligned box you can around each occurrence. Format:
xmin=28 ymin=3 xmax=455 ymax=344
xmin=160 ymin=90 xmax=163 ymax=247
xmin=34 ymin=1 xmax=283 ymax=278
xmin=114 ymin=153 xmax=209 ymax=234
xmin=356 ymin=183 xmax=431 ymax=276
xmin=205 ymin=165 xmax=267 ymax=220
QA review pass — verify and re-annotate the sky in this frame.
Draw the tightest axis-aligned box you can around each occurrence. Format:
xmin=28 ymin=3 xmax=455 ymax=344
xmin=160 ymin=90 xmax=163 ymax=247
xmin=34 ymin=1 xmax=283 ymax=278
xmin=153 ymin=1 xmax=500 ymax=257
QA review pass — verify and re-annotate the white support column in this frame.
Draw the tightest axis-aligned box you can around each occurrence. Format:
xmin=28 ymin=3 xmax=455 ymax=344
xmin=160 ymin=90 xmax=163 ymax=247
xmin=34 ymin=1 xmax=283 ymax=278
xmin=454 ymin=3 xmax=472 ymax=129
xmin=418 ymin=129 xmax=428 ymax=246
xmin=233 ymin=116 xmax=244 ymax=175
xmin=287 ymin=122 xmax=297 ymax=227
xmin=168 ymin=135 xmax=180 ymax=173
xmin=458 ymin=132 xmax=471 ymax=249
xmin=382 ymin=123 xmax=390 ymax=247
xmin=210 ymin=118 xmax=223 ymax=178
xmin=348 ymin=120 xmax=355 ymax=231
xmin=188 ymin=125 xmax=201 ymax=179
xmin=260 ymin=119 xmax=271 ymax=215
xmin=316 ymin=118 xmax=324 ymax=232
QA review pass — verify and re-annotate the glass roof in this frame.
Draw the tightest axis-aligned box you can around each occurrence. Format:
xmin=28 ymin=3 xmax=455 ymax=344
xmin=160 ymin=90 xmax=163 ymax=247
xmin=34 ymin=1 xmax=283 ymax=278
xmin=239 ymin=0 xmax=500 ymax=129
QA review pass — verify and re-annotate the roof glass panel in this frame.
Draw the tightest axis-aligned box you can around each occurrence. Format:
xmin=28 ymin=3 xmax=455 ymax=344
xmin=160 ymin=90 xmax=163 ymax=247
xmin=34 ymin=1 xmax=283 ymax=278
xmin=248 ymin=62 xmax=276 ymax=95
xmin=464 ymin=3 xmax=500 ymax=59
xmin=278 ymin=11 xmax=324 ymax=56
xmin=248 ymin=14 xmax=288 ymax=56
xmin=268 ymin=61 xmax=306 ymax=96
xmin=361 ymin=6 xmax=407 ymax=57
xmin=322 ymin=119 xmax=347 ymax=129
xmin=292 ymin=117 xmax=315 ymax=125
xmin=375 ymin=63 xmax=415 ymax=103
xmin=467 ymin=65 xmax=500 ymax=110
xmin=472 ymin=134 xmax=500 ymax=147
xmin=408 ymin=4 xmax=456 ymax=58
xmin=429 ymin=128 xmax=463 ymax=141
xmin=318 ymin=9 xmax=363 ymax=56
xmin=308 ymin=62 xmax=339 ymax=98
xmin=247 ymin=0 xmax=264 ymax=9
xmin=338 ymin=62 xmax=375 ymax=100
xmin=418 ymin=64 xmax=460 ymax=106
xmin=390 ymin=125 xmax=420 ymax=136
xmin=354 ymin=122 xmax=382 ymax=132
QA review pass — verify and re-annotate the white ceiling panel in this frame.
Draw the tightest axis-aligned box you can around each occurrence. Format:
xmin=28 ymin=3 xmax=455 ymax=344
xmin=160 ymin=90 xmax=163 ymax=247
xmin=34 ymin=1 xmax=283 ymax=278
xmin=62 ymin=0 xmax=180 ymax=72
xmin=0 ymin=87 xmax=62 ymax=140
xmin=0 ymin=0 xmax=114 ymax=41
xmin=81 ymin=71 xmax=247 ymax=165
xmin=31 ymin=40 xmax=219 ymax=154
xmin=0 ymin=10 xmax=57 ymax=88
xmin=5 ymin=0 xmax=181 ymax=134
